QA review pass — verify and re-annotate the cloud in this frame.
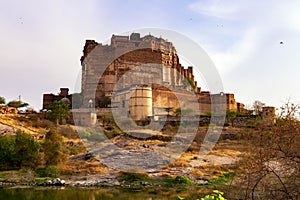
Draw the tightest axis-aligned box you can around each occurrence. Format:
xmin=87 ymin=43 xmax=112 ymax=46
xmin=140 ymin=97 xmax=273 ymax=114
xmin=189 ymin=0 xmax=300 ymax=73
xmin=1 ymin=0 xmax=300 ymax=109
xmin=188 ymin=0 xmax=300 ymax=107
xmin=189 ymin=0 xmax=241 ymax=19
xmin=210 ymin=27 xmax=263 ymax=74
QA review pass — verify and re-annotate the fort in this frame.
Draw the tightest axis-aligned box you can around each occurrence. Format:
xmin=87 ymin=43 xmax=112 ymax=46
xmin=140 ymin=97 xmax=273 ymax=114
xmin=41 ymin=33 xmax=275 ymax=126
xmin=79 ymin=33 xmax=244 ymax=122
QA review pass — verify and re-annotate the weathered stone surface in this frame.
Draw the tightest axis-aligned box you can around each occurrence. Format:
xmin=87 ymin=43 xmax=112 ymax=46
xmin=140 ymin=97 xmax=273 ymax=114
xmin=0 ymin=123 xmax=17 ymax=135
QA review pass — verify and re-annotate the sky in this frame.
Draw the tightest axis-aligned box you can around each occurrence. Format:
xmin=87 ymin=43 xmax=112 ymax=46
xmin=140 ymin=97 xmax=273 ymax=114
xmin=1 ymin=0 xmax=300 ymax=110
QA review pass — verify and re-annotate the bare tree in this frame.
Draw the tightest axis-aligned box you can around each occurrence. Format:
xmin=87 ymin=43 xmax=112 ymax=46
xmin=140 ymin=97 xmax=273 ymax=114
xmin=227 ymin=99 xmax=300 ymax=199
xmin=252 ymin=100 xmax=265 ymax=115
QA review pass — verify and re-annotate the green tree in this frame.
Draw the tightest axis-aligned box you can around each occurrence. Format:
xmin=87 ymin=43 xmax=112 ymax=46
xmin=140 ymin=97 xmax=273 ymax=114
xmin=7 ymin=100 xmax=29 ymax=108
xmin=0 ymin=135 xmax=16 ymax=169
xmin=14 ymin=130 xmax=40 ymax=169
xmin=43 ymin=130 xmax=67 ymax=166
xmin=0 ymin=131 xmax=40 ymax=170
xmin=0 ymin=96 xmax=5 ymax=104
xmin=46 ymin=100 xmax=70 ymax=125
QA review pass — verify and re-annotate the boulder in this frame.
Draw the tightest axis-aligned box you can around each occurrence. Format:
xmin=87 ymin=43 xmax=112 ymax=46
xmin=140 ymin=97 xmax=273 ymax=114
xmin=38 ymin=178 xmax=66 ymax=186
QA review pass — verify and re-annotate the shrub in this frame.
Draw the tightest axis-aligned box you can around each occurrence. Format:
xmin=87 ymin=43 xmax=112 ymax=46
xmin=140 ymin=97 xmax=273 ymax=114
xmin=165 ymin=176 xmax=194 ymax=186
xmin=32 ymin=119 xmax=55 ymax=129
xmin=0 ymin=135 xmax=16 ymax=169
xmin=68 ymin=145 xmax=85 ymax=156
xmin=45 ymin=165 xmax=60 ymax=177
xmin=37 ymin=165 xmax=60 ymax=178
xmin=42 ymin=130 xmax=68 ymax=166
xmin=14 ymin=130 xmax=40 ymax=169
xmin=79 ymin=130 xmax=91 ymax=139
xmin=0 ymin=130 xmax=40 ymax=170
xmin=244 ymin=119 xmax=260 ymax=128
xmin=58 ymin=125 xmax=78 ymax=139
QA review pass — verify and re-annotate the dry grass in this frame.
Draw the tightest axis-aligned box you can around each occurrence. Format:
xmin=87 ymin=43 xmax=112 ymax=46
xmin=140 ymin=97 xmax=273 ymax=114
xmin=167 ymin=152 xmax=196 ymax=168
xmin=191 ymin=169 xmax=205 ymax=178
xmin=160 ymin=171 xmax=175 ymax=178
xmin=59 ymin=160 xmax=109 ymax=175
xmin=209 ymin=149 xmax=242 ymax=157
xmin=0 ymin=115 xmax=45 ymax=135
xmin=200 ymin=163 xmax=224 ymax=178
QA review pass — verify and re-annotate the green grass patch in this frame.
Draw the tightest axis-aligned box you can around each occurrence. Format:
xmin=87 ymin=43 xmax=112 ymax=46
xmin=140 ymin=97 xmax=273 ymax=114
xmin=36 ymin=165 xmax=60 ymax=178
xmin=34 ymin=178 xmax=47 ymax=184
xmin=206 ymin=171 xmax=235 ymax=187
xmin=163 ymin=176 xmax=194 ymax=187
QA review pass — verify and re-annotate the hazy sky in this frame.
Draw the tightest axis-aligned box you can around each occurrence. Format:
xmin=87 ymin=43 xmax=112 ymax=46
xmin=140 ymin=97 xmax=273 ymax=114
xmin=1 ymin=0 xmax=300 ymax=110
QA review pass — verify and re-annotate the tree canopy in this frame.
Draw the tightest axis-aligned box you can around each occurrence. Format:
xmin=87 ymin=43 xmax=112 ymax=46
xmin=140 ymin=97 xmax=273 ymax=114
xmin=0 ymin=130 xmax=40 ymax=170
xmin=0 ymin=96 xmax=5 ymax=104
xmin=7 ymin=100 xmax=29 ymax=108
xmin=46 ymin=100 xmax=70 ymax=125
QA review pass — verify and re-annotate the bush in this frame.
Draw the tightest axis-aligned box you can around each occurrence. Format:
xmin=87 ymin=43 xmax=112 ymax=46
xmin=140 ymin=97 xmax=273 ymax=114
xmin=164 ymin=176 xmax=194 ymax=186
xmin=27 ymin=114 xmax=39 ymax=122
xmin=43 ymin=130 xmax=68 ymax=166
xmin=172 ymin=176 xmax=193 ymax=185
xmin=68 ymin=146 xmax=84 ymax=156
xmin=45 ymin=165 xmax=60 ymax=177
xmin=244 ymin=119 xmax=260 ymax=128
xmin=0 ymin=135 xmax=16 ymax=170
xmin=14 ymin=130 xmax=41 ymax=169
xmin=0 ymin=130 xmax=40 ymax=170
xmin=32 ymin=119 xmax=55 ymax=129
xmin=37 ymin=165 xmax=60 ymax=178
xmin=58 ymin=125 xmax=78 ymax=139
xmin=79 ymin=130 xmax=91 ymax=139
xmin=104 ymin=127 xmax=123 ymax=139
